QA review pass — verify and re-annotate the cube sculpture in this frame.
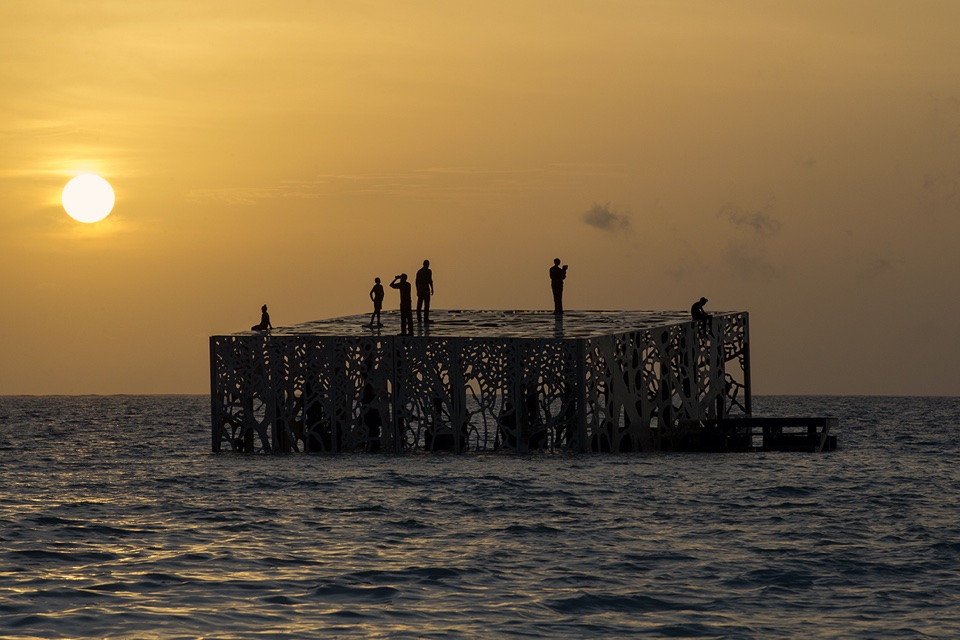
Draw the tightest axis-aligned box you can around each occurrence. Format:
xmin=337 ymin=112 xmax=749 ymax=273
xmin=210 ymin=310 xmax=750 ymax=453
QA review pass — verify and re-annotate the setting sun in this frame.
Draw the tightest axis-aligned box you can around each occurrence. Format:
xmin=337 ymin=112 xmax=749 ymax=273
xmin=62 ymin=174 xmax=115 ymax=223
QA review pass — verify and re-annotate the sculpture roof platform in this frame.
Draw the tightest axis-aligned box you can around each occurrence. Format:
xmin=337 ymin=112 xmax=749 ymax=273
xmin=224 ymin=309 xmax=727 ymax=339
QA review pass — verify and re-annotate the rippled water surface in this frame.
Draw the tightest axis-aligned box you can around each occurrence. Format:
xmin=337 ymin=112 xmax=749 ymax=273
xmin=1 ymin=396 xmax=959 ymax=638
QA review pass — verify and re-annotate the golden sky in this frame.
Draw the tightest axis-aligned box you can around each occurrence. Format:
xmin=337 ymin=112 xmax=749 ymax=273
xmin=2 ymin=1 xmax=959 ymax=395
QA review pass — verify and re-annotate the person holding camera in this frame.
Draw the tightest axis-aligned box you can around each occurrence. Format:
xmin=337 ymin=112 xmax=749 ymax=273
xmin=390 ymin=274 xmax=414 ymax=336
xmin=550 ymin=258 xmax=568 ymax=314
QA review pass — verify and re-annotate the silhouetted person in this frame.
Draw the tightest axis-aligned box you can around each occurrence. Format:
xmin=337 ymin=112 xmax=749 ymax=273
xmin=390 ymin=274 xmax=413 ymax=336
xmin=549 ymin=258 xmax=568 ymax=314
xmin=251 ymin=304 xmax=272 ymax=332
xmin=691 ymin=297 xmax=712 ymax=337
xmin=691 ymin=296 xmax=711 ymax=322
xmin=416 ymin=259 xmax=434 ymax=324
xmin=369 ymin=277 xmax=384 ymax=327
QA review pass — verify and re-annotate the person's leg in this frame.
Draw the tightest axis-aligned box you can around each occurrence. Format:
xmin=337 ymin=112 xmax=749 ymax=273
xmin=424 ymin=294 xmax=431 ymax=323
xmin=416 ymin=296 xmax=424 ymax=323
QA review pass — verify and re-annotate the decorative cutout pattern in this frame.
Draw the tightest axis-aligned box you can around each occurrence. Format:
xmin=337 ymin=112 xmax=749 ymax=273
xmin=210 ymin=310 xmax=750 ymax=453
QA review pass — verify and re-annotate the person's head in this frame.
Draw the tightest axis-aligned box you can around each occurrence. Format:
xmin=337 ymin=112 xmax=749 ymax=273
xmin=400 ymin=273 xmax=408 ymax=281
xmin=261 ymin=304 xmax=268 ymax=312
xmin=423 ymin=259 xmax=430 ymax=267
xmin=375 ymin=277 xmax=381 ymax=284
xmin=699 ymin=297 xmax=708 ymax=304
xmin=554 ymin=258 xmax=561 ymax=265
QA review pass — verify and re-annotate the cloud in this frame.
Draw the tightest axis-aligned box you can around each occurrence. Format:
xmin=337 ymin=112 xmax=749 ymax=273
xmin=718 ymin=201 xmax=781 ymax=237
xmin=583 ymin=202 xmax=630 ymax=232
xmin=916 ymin=94 xmax=960 ymax=220
xmin=859 ymin=250 xmax=896 ymax=280
xmin=918 ymin=171 xmax=960 ymax=221
xmin=718 ymin=201 xmax=783 ymax=281
xmin=725 ymin=246 xmax=783 ymax=282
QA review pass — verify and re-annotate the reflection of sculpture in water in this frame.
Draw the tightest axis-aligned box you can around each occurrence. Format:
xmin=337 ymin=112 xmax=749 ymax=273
xmin=549 ymin=258 xmax=568 ymax=314
xmin=416 ymin=259 xmax=434 ymax=324
xmin=251 ymin=304 xmax=272 ymax=332
xmin=390 ymin=274 xmax=414 ymax=336
xmin=369 ymin=277 xmax=384 ymax=328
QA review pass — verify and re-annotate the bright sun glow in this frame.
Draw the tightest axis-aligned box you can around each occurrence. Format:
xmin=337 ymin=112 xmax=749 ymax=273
xmin=62 ymin=174 xmax=115 ymax=223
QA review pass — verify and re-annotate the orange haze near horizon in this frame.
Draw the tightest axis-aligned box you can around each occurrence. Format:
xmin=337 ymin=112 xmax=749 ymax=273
xmin=2 ymin=1 xmax=959 ymax=396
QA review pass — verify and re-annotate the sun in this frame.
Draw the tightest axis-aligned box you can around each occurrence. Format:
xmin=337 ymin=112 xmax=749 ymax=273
xmin=62 ymin=174 xmax=115 ymax=223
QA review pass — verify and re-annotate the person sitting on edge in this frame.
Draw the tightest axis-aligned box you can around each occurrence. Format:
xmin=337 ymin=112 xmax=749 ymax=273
xmin=390 ymin=274 xmax=414 ymax=336
xmin=416 ymin=259 xmax=434 ymax=324
xmin=251 ymin=304 xmax=273 ymax=332
xmin=691 ymin=297 xmax=712 ymax=324
xmin=369 ymin=278 xmax=385 ymax=328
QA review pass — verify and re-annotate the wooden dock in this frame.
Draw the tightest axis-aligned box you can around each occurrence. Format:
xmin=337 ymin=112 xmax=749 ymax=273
xmin=693 ymin=417 xmax=838 ymax=452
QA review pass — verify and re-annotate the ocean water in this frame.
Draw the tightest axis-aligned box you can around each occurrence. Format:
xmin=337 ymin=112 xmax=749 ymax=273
xmin=0 ymin=396 xmax=959 ymax=639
